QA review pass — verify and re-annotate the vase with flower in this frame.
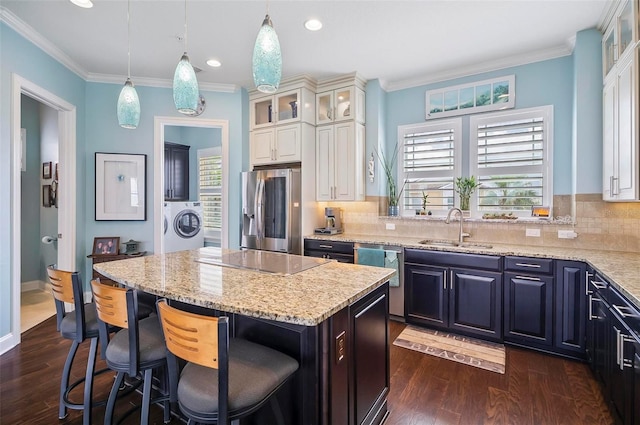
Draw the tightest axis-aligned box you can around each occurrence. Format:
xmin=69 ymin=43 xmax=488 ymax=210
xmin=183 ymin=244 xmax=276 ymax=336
xmin=454 ymin=176 xmax=480 ymax=212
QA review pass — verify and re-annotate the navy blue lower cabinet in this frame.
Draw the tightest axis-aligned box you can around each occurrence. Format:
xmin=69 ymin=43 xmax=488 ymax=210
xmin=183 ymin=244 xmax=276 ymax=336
xmin=405 ymin=263 xmax=447 ymax=329
xmin=554 ymin=261 xmax=587 ymax=357
xmin=503 ymin=272 xmax=554 ymax=348
xmin=405 ymin=258 xmax=502 ymax=341
xmin=449 ymin=268 xmax=502 ymax=341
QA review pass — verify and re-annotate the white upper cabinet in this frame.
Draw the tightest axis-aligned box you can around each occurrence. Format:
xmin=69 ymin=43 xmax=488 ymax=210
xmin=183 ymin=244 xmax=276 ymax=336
xmin=250 ymin=87 xmax=316 ymax=130
xmin=248 ymin=77 xmax=317 ymax=167
xmin=316 ymin=86 xmax=365 ymax=125
xmin=602 ymin=0 xmax=639 ymax=201
xmin=603 ymin=0 xmax=638 ymax=80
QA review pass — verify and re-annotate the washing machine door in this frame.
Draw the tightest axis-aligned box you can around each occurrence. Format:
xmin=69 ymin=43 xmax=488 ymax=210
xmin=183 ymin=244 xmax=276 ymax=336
xmin=174 ymin=210 xmax=202 ymax=239
xmin=164 ymin=215 xmax=168 ymax=235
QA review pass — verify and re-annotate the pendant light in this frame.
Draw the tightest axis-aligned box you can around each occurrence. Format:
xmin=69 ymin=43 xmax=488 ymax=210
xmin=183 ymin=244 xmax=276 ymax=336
xmin=173 ymin=0 xmax=199 ymax=115
xmin=252 ymin=1 xmax=282 ymax=93
xmin=117 ymin=0 xmax=140 ymax=129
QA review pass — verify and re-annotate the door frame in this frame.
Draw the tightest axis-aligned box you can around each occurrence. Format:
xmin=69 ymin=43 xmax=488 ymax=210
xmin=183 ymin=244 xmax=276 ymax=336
xmin=8 ymin=73 xmax=77 ymax=350
xmin=153 ymin=116 xmax=229 ymax=253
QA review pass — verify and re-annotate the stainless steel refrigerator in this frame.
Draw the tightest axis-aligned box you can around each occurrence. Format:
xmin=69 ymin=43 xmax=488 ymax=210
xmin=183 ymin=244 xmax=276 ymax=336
xmin=241 ymin=168 xmax=302 ymax=254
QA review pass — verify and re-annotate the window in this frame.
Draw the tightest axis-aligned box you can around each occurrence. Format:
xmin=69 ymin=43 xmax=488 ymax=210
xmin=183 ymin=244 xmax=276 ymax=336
xmin=198 ymin=147 xmax=222 ymax=244
xmin=470 ymin=105 xmax=553 ymax=216
xmin=398 ymin=119 xmax=462 ymax=215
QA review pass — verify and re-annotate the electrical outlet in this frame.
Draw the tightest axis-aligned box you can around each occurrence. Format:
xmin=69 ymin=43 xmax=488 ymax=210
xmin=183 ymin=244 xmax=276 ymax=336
xmin=558 ymin=230 xmax=578 ymax=239
xmin=386 ymin=223 xmax=395 ymax=230
xmin=526 ymin=228 xmax=541 ymax=237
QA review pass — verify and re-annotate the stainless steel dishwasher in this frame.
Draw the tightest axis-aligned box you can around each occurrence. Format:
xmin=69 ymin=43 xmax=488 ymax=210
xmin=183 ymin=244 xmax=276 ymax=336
xmin=354 ymin=243 xmax=404 ymax=320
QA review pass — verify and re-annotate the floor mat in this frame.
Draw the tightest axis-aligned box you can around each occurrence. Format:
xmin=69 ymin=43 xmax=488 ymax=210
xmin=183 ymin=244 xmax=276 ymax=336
xmin=393 ymin=325 xmax=505 ymax=374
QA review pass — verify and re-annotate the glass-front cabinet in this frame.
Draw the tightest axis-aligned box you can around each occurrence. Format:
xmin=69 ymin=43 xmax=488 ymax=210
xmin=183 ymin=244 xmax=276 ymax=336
xmin=603 ymin=0 xmax=638 ymax=79
xmin=316 ymin=86 xmax=365 ymax=125
xmin=251 ymin=89 xmax=301 ymax=129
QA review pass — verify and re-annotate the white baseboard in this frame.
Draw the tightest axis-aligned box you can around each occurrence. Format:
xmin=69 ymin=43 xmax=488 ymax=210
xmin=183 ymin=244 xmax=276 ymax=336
xmin=21 ymin=280 xmax=47 ymax=292
xmin=0 ymin=331 xmax=18 ymax=356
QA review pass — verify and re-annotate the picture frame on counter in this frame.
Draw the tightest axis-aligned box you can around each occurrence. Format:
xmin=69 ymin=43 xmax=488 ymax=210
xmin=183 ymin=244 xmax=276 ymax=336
xmin=92 ymin=236 xmax=120 ymax=256
xmin=95 ymin=152 xmax=146 ymax=221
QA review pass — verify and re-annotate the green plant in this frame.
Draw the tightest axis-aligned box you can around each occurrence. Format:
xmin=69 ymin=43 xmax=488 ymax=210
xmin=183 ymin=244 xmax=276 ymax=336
xmin=421 ymin=191 xmax=429 ymax=211
xmin=454 ymin=176 xmax=480 ymax=210
xmin=376 ymin=144 xmax=405 ymax=207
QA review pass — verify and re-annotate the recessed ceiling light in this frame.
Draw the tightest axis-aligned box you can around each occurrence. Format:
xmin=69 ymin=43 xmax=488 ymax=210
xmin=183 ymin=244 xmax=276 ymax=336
xmin=206 ymin=59 xmax=222 ymax=68
xmin=69 ymin=0 xmax=93 ymax=8
xmin=304 ymin=19 xmax=323 ymax=31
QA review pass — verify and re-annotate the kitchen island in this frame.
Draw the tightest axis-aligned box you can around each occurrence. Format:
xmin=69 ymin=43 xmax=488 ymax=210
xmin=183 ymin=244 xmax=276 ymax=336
xmin=94 ymin=247 xmax=396 ymax=425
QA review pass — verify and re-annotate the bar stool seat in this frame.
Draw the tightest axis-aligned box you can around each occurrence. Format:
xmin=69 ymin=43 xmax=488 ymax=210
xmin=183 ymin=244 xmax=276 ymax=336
xmin=47 ymin=265 xmax=109 ymax=425
xmin=156 ymin=299 xmax=299 ymax=425
xmin=91 ymin=279 xmax=171 ymax=425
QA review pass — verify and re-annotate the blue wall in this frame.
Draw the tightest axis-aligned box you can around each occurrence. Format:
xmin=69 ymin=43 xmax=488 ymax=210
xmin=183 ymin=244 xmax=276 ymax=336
xmin=1 ymin=23 xmax=87 ymax=338
xmin=382 ymin=29 xmax=602 ymax=196
xmin=20 ymin=96 xmax=42 ymax=283
xmin=0 ymin=20 xmax=602 ymax=343
xmin=83 ymin=83 xmax=245 ymax=281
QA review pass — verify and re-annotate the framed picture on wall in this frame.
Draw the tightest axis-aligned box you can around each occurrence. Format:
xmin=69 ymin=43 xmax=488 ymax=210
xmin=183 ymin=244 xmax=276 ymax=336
xmin=95 ymin=153 xmax=146 ymax=221
xmin=42 ymin=161 xmax=52 ymax=179
xmin=42 ymin=185 xmax=51 ymax=207
xmin=92 ymin=236 xmax=120 ymax=256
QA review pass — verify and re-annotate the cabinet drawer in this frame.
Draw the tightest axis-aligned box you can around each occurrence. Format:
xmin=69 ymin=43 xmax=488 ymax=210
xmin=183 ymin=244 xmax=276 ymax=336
xmin=405 ymin=249 xmax=501 ymax=272
xmin=304 ymin=239 xmax=354 ymax=255
xmin=504 ymin=256 xmax=553 ymax=274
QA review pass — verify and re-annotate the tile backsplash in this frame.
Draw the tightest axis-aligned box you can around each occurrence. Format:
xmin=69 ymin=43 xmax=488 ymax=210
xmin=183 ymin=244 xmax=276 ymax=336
xmin=323 ymin=194 xmax=640 ymax=253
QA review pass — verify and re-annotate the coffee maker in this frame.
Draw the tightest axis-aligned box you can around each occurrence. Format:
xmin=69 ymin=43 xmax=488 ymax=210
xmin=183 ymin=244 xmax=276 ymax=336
xmin=314 ymin=207 xmax=343 ymax=234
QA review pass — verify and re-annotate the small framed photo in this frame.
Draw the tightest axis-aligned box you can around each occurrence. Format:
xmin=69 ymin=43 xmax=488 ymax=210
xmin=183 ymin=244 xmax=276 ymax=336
xmin=92 ymin=236 xmax=120 ymax=256
xmin=42 ymin=161 xmax=52 ymax=179
xmin=42 ymin=185 xmax=51 ymax=207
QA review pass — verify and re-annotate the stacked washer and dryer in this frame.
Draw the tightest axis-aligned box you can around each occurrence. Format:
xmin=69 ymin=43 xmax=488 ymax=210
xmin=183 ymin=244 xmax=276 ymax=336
xmin=164 ymin=201 xmax=205 ymax=253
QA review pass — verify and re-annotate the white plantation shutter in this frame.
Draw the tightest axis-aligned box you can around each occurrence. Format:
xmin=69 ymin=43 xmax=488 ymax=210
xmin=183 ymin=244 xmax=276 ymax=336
xmin=198 ymin=148 xmax=222 ymax=242
xmin=470 ymin=106 xmax=553 ymax=215
xmin=398 ymin=119 xmax=462 ymax=214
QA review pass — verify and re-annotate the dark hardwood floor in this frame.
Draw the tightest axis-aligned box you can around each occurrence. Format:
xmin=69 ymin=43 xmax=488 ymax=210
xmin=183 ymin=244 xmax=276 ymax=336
xmin=1 ymin=317 xmax=613 ymax=424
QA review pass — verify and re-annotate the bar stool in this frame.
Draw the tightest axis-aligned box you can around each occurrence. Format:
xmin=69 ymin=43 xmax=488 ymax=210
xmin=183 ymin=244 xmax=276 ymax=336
xmin=90 ymin=279 xmax=171 ymax=425
xmin=156 ymin=299 xmax=299 ymax=425
xmin=47 ymin=265 xmax=108 ymax=425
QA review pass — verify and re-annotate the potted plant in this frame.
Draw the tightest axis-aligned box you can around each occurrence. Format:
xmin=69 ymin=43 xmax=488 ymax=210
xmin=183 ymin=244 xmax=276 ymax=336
xmin=376 ymin=144 xmax=405 ymax=216
xmin=420 ymin=191 xmax=429 ymax=215
xmin=454 ymin=176 xmax=480 ymax=211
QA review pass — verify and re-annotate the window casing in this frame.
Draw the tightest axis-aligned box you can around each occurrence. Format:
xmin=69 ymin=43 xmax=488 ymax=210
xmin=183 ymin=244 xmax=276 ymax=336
xmin=397 ymin=119 xmax=462 ymax=215
xmin=470 ymin=105 xmax=553 ymax=217
xmin=198 ymin=147 xmax=222 ymax=244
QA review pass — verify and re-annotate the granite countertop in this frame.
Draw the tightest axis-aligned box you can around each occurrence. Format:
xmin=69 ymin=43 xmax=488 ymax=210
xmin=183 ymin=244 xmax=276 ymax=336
xmin=307 ymin=234 xmax=640 ymax=309
xmin=93 ymin=247 xmax=395 ymax=326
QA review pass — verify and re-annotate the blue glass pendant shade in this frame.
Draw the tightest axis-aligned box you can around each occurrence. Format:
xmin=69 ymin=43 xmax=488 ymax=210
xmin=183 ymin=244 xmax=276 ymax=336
xmin=252 ymin=14 xmax=282 ymax=94
xmin=173 ymin=53 xmax=199 ymax=114
xmin=117 ymin=78 xmax=140 ymax=129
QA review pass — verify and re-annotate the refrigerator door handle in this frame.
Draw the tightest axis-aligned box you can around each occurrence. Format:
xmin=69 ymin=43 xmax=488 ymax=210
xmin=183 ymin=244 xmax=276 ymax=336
xmin=256 ymin=178 xmax=265 ymax=244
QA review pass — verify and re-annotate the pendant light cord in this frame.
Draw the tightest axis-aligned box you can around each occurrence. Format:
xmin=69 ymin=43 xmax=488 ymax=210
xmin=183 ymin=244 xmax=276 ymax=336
xmin=127 ymin=0 xmax=131 ymax=78
xmin=183 ymin=0 xmax=188 ymax=52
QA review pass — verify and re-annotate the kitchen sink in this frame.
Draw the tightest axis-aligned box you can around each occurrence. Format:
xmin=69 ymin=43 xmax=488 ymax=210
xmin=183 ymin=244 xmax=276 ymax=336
xmin=418 ymin=239 xmax=493 ymax=249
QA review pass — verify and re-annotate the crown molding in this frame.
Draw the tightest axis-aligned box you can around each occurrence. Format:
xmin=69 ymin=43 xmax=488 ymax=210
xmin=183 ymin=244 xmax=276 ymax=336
xmin=1 ymin=7 xmax=237 ymax=93
xmin=86 ymin=72 xmax=238 ymax=93
xmin=0 ymin=6 xmax=88 ymax=80
xmin=386 ymin=44 xmax=573 ymax=92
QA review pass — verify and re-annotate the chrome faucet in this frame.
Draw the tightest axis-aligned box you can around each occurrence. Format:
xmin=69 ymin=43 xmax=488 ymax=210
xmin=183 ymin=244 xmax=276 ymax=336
xmin=445 ymin=207 xmax=467 ymax=245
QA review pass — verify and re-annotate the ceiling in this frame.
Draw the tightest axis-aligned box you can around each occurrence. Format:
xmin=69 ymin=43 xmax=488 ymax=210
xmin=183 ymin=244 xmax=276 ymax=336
xmin=1 ymin=0 xmax=611 ymax=92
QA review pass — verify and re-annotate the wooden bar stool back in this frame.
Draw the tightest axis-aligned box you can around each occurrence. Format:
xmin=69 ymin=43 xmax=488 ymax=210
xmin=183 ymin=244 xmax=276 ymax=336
xmin=47 ymin=265 xmax=107 ymax=425
xmin=156 ymin=299 xmax=299 ymax=425
xmin=91 ymin=279 xmax=170 ymax=425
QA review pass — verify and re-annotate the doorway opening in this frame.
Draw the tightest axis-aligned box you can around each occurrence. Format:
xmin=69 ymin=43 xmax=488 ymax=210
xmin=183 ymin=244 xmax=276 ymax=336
xmin=5 ymin=74 xmax=77 ymax=354
xmin=153 ymin=117 xmax=229 ymax=254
